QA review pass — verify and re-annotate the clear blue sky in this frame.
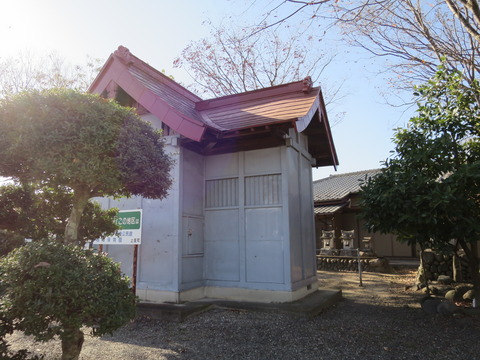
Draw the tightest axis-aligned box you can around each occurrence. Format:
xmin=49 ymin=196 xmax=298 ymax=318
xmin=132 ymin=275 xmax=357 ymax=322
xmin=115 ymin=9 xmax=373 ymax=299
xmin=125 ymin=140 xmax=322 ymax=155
xmin=0 ymin=0 xmax=415 ymax=180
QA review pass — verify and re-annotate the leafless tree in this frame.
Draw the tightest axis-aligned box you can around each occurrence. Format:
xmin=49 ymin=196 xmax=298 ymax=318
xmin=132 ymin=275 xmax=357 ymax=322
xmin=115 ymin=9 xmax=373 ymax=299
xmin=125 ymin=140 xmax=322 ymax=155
xmin=174 ymin=24 xmax=341 ymax=100
xmin=0 ymin=51 xmax=102 ymax=97
xmin=444 ymin=0 xmax=480 ymax=43
xmin=253 ymin=0 xmax=480 ymax=90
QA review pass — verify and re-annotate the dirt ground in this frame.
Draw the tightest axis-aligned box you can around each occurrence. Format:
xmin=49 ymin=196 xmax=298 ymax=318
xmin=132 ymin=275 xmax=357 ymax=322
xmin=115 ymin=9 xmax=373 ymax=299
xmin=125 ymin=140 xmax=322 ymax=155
xmin=6 ymin=268 xmax=480 ymax=360
xmin=318 ymin=268 xmax=420 ymax=306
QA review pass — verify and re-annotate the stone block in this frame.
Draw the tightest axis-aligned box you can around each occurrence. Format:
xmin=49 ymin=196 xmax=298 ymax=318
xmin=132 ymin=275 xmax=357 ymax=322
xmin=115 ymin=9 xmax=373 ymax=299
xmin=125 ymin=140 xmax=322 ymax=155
xmin=463 ymin=289 xmax=476 ymax=301
xmin=444 ymin=289 xmax=457 ymax=302
xmin=437 ymin=275 xmax=452 ymax=285
xmin=422 ymin=251 xmax=435 ymax=265
xmin=434 ymin=253 xmax=444 ymax=262
xmin=421 ymin=296 xmax=457 ymax=316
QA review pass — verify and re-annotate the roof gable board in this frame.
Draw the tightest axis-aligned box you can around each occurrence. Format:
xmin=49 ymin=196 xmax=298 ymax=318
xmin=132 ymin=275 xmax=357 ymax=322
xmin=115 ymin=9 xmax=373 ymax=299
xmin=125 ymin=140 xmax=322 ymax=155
xmin=301 ymin=90 xmax=338 ymax=167
xmin=89 ymin=47 xmax=206 ymax=141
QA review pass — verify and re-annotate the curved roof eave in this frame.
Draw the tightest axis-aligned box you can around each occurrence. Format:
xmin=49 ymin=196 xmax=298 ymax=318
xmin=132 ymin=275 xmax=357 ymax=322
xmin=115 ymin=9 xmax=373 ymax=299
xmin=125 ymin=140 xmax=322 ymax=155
xmin=295 ymin=89 xmax=321 ymax=133
xmin=295 ymin=89 xmax=339 ymax=168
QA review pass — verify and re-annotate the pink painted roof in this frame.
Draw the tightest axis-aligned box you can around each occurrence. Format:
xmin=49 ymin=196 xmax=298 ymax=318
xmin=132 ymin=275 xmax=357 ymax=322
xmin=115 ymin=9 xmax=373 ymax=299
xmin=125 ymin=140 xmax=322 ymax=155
xmin=89 ymin=46 xmax=338 ymax=166
xmin=196 ymin=81 xmax=320 ymax=131
xmin=127 ymin=63 xmax=203 ymax=124
xmin=89 ymin=46 xmax=206 ymax=141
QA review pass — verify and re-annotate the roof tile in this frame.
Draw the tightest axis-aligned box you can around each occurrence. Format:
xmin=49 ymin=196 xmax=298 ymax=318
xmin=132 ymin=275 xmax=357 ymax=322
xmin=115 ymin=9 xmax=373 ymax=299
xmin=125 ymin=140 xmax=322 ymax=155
xmin=313 ymin=169 xmax=381 ymax=202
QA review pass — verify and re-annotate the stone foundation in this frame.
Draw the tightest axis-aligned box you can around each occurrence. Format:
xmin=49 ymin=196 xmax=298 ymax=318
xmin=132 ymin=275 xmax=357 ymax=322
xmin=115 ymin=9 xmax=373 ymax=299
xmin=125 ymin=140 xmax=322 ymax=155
xmin=316 ymin=255 xmax=390 ymax=272
xmin=419 ymin=250 xmax=472 ymax=282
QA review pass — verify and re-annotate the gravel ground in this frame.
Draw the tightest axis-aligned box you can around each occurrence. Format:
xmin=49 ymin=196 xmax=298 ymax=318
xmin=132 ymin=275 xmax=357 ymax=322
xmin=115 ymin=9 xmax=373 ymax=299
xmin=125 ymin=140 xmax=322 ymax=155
xmin=7 ymin=269 xmax=480 ymax=360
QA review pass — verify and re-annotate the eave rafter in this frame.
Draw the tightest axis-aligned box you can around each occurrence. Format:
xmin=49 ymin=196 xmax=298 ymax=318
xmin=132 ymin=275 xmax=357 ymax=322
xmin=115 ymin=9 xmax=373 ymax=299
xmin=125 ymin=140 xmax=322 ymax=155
xmin=181 ymin=123 xmax=291 ymax=156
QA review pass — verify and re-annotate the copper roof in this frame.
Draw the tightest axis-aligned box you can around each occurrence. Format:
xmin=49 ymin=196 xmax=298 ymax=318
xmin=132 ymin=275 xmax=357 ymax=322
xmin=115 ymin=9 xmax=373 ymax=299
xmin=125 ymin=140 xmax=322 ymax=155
xmin=89 ymin=46 xmax=338 ymax=167
xmin=196 ymin=82 xmax=320 ymax=131
xmin=128 ymin=66 xmax=203 ymax=124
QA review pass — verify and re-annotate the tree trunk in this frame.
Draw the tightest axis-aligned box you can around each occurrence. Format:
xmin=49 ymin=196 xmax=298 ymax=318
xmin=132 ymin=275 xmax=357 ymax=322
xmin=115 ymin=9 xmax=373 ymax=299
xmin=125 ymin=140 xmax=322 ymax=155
xmin=452 ymin=252 xmax=462 ymax=282
xmin=418 ymin=248 xmax=431 ymax=295
xmin=64 ymin=186 xmax=91 ymax=245
xmin=61 ymin=328 xmax=84 ymax=360
xmin=452 ymin=240 xmax=462 ymax=282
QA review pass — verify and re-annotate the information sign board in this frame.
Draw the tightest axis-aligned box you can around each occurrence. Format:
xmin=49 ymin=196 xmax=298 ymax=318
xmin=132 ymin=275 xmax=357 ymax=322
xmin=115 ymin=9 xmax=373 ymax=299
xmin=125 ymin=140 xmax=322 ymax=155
xmin=93 ymin=210 xmax=142 ymax=245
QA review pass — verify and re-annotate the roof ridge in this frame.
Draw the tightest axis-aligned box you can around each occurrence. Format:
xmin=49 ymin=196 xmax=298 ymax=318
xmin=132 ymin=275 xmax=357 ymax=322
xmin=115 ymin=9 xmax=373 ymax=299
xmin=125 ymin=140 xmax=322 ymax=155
xmin=313 ymin=168 xmax=381 ymax=183
xmin=196 ymin=81 xmax=319 ymax=111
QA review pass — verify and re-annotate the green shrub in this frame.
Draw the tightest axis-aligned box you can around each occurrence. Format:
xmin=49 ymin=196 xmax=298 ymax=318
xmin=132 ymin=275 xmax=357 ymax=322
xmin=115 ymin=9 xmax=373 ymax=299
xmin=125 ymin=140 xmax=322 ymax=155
xmin=0 ymin=240 xmax=137 ymax=359
xmin=0 ymin=230 xmax=25 ymax=257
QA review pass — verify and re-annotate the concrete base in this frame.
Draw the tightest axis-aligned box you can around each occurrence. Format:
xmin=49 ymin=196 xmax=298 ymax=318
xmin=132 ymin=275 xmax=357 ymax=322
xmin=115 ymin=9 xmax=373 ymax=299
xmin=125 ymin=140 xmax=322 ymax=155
xmin=137 ymin=288 xmax=342 ymax=322
xmin=138 ymin=279 xmax=320 ymax=304
xmin=136 ymin=288 xmax=181 ymax=304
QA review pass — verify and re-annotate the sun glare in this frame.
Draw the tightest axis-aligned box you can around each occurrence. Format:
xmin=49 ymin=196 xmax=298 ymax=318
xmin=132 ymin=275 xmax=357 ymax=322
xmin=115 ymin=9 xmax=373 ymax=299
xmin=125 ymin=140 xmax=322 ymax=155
xmin=0 ymin=1 xmax=52 ymax=58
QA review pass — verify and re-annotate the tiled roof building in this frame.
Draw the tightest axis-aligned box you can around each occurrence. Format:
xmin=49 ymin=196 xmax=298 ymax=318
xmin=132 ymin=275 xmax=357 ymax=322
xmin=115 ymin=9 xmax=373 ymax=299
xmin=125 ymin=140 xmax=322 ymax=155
xmin=313 ymin=169 xmax=415 ymax=257
xmin=313 ymin=169 xmax=381 ymax=214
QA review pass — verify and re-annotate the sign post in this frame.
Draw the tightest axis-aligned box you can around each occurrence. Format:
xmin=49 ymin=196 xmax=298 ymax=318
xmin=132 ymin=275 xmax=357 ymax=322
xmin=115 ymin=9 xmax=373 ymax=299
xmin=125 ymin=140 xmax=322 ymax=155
xmin=93 ymin=210 xmax=142 ymax=294
xmin=132 ymin=244 xmax=138 ymax=295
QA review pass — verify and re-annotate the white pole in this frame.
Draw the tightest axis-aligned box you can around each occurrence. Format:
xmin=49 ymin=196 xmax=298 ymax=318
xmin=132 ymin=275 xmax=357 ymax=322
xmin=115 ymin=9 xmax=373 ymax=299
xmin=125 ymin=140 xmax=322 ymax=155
xmin=358 ymin=248 xmax=363 ymax=287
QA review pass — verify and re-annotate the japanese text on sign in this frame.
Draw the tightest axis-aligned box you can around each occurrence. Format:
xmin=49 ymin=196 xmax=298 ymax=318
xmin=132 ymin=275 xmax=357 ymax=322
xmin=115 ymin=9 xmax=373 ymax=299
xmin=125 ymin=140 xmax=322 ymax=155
xmin=93 ymin=209 xmax=142 ymax=245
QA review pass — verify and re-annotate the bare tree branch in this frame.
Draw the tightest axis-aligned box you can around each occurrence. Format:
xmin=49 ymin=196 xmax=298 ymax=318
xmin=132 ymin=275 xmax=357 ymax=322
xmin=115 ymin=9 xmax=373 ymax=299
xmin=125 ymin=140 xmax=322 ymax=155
xmin=445 ymin=0 xmax=480 ymax=43
xmin=248 ymin=0 xmax=331 ymax=37
xmin=174 ymin=25 xmax=341 ymax=104
xmin=252 ymin=0 xmax=480 ymax=93
xmin=0 ymin=51 xmax=102 ymax=97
